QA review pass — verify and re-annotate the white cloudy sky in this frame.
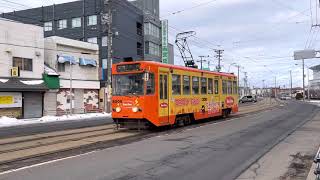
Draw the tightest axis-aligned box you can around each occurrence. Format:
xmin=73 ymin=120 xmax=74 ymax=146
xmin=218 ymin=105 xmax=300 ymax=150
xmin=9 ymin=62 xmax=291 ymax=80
xmin=0 ymin=0 xmax=319 ymax=88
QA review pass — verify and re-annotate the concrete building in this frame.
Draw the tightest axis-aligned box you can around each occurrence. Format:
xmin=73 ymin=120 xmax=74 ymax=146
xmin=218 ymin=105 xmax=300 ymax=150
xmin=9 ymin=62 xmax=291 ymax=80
xmin=309 ymin=65 xmax=320 ymax=99
xmin=2 ymin=0 xmax=162 ymax=82
xmin=44 ymin=36 xmax=100 ymax=115
xmin=0 ymin=18 xmax=47 ymax=118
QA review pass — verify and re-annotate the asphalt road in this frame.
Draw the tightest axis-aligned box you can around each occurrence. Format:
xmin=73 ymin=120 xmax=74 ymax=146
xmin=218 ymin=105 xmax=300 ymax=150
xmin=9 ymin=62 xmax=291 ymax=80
xmin=0 ymin=101 xmax=317 ymax=180
xmin=0 ymin=117 xmax=113 ymax=138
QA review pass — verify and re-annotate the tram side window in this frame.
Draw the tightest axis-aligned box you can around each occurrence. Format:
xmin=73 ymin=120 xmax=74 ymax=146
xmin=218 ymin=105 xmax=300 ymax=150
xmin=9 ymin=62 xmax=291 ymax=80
xmin=183 ymin=76 xmax=191 ymax=95
xmin=146 ymin=73 xmax=155 ymax=95
xmin=227 ymin=81 xmax=232 ymax=94
xmin=192 ymin=77 xmax=200 ymax=94
xmin=208 ymin=78 xmax=213 ymax=94
xmin=214 ymin=80 xmax=219 ymax=94
xmin=201 ymin=78 xmax=207 ymax=94
xmin=233 ymin=81 xmax=238 ymax=94
xmin=172 ymin=74 xmax=181 ymax=95
xmin=222 ymin=80 xmax=227 ymax=94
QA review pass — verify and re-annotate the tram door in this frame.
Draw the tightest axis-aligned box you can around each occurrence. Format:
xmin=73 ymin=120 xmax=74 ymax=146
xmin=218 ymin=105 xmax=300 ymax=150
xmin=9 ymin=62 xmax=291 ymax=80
xmin=159 ymin=72 xmax=169 ymax=124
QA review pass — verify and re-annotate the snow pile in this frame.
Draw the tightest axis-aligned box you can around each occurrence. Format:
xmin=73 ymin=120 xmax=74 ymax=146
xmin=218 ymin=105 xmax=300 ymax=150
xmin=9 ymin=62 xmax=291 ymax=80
xmin=0 ymin=79 xmax=9 ymax=83
xmin=0 ymin=113 xmax=111 ymax=128
xmin=20 ymin=80 xmax=44 ymax=85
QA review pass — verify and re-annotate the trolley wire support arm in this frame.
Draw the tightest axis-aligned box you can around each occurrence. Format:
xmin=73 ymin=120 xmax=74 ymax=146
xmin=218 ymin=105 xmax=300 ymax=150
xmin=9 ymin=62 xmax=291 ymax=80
xmin=175 ymin=31 xmax=197 ymax=68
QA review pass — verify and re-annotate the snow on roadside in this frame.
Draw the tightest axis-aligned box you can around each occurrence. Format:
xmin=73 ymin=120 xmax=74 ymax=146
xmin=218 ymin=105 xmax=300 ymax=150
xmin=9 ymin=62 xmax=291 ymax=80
xmin=0 ymin=113 xmax=111 ymax=128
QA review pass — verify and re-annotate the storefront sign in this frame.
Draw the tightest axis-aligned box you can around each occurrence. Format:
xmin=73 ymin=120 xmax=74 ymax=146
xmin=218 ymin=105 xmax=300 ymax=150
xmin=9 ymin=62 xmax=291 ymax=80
xmin=161 ymin=20 xmax=169 ymax=64
xmin=0 ymin=92 xmax=22 ymax=108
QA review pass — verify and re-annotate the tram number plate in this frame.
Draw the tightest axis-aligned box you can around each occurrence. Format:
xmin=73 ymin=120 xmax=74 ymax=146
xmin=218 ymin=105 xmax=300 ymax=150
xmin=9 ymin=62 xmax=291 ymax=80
xmin=202 ymin=98 xmax=208 ymax=102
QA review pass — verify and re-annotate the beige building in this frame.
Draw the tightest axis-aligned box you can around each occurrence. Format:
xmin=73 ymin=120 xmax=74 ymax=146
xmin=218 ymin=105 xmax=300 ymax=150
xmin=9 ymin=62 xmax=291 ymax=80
xmin=0 ymin=18 xmax=47 ymax=118
xmin=44 ymin=36 xmax=100 ymax=115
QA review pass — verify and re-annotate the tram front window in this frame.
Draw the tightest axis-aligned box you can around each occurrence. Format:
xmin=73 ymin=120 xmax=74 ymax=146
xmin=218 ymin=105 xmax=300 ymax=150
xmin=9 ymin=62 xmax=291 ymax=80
xmin=113 ymin=74 xmax=144 ymax=96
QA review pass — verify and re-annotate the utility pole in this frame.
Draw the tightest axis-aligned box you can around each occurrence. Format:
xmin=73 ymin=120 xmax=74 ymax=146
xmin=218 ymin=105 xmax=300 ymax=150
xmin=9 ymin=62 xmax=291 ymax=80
xmin=290 ymin=70 xmax=293 ymax=98
xmin=262 ymin=80 xmax=265 ymax=97
xmin=197 ymin=55 xmax=209 ymax=70
xmin=302 ymin=59 xmax=305 ymax=101
xmin=105 ymin=0 xmax=113 ymax=113
xmin=237 ymin=65 xmax=240 ymax=95
xmin=244 ymin=72 xmax=248 ymax=96
xmin=274 ymin=76 xmax=277 ymax=98
xmin=69 ymin=59 xmax=73 ymax=115
xmin=214 ymin=49 xmax=224 ymax=72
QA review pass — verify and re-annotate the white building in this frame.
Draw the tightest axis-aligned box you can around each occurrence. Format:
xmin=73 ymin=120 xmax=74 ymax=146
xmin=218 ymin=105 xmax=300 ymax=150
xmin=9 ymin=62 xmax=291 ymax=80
xmin=44 ymin=36 xmax=100 ymax=115
xmin=0 ymin=18 xmax=47 ymax=118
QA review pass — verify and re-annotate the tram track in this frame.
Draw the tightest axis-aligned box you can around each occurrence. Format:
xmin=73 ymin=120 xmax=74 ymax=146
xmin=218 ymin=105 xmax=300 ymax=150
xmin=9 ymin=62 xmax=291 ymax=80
xmin=0 ymin=98 xmax=278 ymax=172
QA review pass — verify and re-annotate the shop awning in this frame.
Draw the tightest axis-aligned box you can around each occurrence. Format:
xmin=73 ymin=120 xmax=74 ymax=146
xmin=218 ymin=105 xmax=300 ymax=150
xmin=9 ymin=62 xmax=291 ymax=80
xmin=79 ymin=58 xmax=97 ymax=67
xmin=57 ymin=55 xmax=77 ymax=64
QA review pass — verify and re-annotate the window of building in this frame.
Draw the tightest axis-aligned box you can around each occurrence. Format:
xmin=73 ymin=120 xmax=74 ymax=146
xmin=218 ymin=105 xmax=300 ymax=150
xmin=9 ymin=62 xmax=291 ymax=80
xmin=136 ymin=22 xmax=142 ymax=36
xmin=87 ymin=15 xmax=97 ymax=26
xmin=208 ymin=78 xmax=213 ymax=94
xmin=214 ymin=80 xmax=219 ymax=94
xmin=137 ymin=42 xmax=143 ymax=56
xmin=13 ymin=57 xmax=32 ymax=71
xmin=102 ymin=36 xmax=108 ymax=47
xmin=172 ymin=74 xmax=181 ymax=95
xmin=222 ymin=80 xmax=227 ymax=94
xmin=233 ymin=81 xmax=238 ymax=94
xmin=57 ymin=63 xmax=65 ymax=72
xmin=146 ymin=73 xmax=155 ymax=95
xmin=183 ymin=76 xmax=190 ymax=95
xmin=144 ymin=23 xmax=160 ymax=38
xmin=44 ymin=21 xmax=52 ymax=31
xmin=201 ymin=78 xmax=207 ymax=94
xmin=58 ymin=19 xmax=67 ymax=29
xmin=145 ymin=42 xmax=160 ymax=56
xmin=87 ymin=37 xmax=98 ymax=44
xmin=72 ymin=17 xmax=81 ymax=28
xmin=192 ymin=77 xmax=199 ymax=95
xmin=227 ymin=81 xmax=232 ymax=94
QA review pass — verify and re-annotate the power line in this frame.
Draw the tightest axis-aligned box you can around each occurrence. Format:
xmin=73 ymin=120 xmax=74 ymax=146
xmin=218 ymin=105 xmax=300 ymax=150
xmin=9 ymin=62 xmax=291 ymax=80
xmin=160 ymin=0 xmax=217 ymax=18
xmin=0 ymin=0 xmax=31 ymax=8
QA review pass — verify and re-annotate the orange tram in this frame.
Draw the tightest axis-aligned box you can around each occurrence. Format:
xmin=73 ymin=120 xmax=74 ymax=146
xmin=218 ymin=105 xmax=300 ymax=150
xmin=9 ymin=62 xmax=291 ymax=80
xmin=112 ymin=61 xmax=239 ymax=129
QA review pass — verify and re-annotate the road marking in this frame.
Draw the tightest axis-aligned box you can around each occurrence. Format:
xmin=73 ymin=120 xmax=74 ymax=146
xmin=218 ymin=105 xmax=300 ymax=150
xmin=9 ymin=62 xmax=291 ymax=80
xmin=0 ymin=150 xmax=97 ymax=176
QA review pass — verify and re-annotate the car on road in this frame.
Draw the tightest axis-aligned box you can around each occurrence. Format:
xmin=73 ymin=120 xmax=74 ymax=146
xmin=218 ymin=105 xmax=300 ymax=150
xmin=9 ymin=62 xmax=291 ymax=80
xmin=239 ymin=95 xmax=257 ymax=103
xmin=280 ymin=95 xmax=291 ymax=100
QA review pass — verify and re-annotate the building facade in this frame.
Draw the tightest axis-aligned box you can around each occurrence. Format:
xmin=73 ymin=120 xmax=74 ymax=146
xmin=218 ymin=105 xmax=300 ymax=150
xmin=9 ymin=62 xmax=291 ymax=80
xmin=2 ymin=0 xmax=163 ymax=81
xmin=309 ymin=65 xmax=320 ymax=99
xmin=44 ymin=36 xmax=100 ymax=115
xmin=0 ymin=18 xmax=48 ymax=118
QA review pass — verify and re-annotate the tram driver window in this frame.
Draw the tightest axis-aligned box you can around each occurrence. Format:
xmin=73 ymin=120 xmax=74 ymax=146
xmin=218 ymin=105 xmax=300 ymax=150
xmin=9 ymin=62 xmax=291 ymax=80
xmin=172 ymin=74 xmax=181 ymax=95
xmin=192 ymin=77 xmax=199 ymax=94
xmin=146 ymin=74 xmax=155 ymax=95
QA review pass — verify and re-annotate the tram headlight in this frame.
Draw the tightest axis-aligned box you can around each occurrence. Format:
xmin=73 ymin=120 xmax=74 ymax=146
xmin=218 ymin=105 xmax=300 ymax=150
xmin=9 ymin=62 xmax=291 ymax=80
xmin=115 ymin=107 xmax=122 ymax=113
xmin=132 ymin=107 xmax=139 ymax=113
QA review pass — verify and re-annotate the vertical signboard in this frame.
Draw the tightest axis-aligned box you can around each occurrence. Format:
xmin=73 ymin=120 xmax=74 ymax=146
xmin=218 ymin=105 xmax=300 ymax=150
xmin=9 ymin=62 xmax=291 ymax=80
xmin=161 ymin=20 xmax=169 ymax=64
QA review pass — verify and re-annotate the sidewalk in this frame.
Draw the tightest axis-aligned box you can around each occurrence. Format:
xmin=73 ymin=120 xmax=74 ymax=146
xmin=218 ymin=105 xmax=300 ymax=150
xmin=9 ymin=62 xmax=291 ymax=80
xmin=0 ymin=113 xmax=111 ymax=128
xmin=236 ymin=107 xmax=320 ymax=180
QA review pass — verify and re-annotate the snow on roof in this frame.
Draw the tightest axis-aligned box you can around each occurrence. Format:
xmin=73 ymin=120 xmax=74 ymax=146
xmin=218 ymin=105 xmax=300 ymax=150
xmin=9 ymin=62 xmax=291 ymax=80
xmin=20 ymin=80 xmax=44 ymax=85
xmin=44 ymin=65 xmax=59 ymax=76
